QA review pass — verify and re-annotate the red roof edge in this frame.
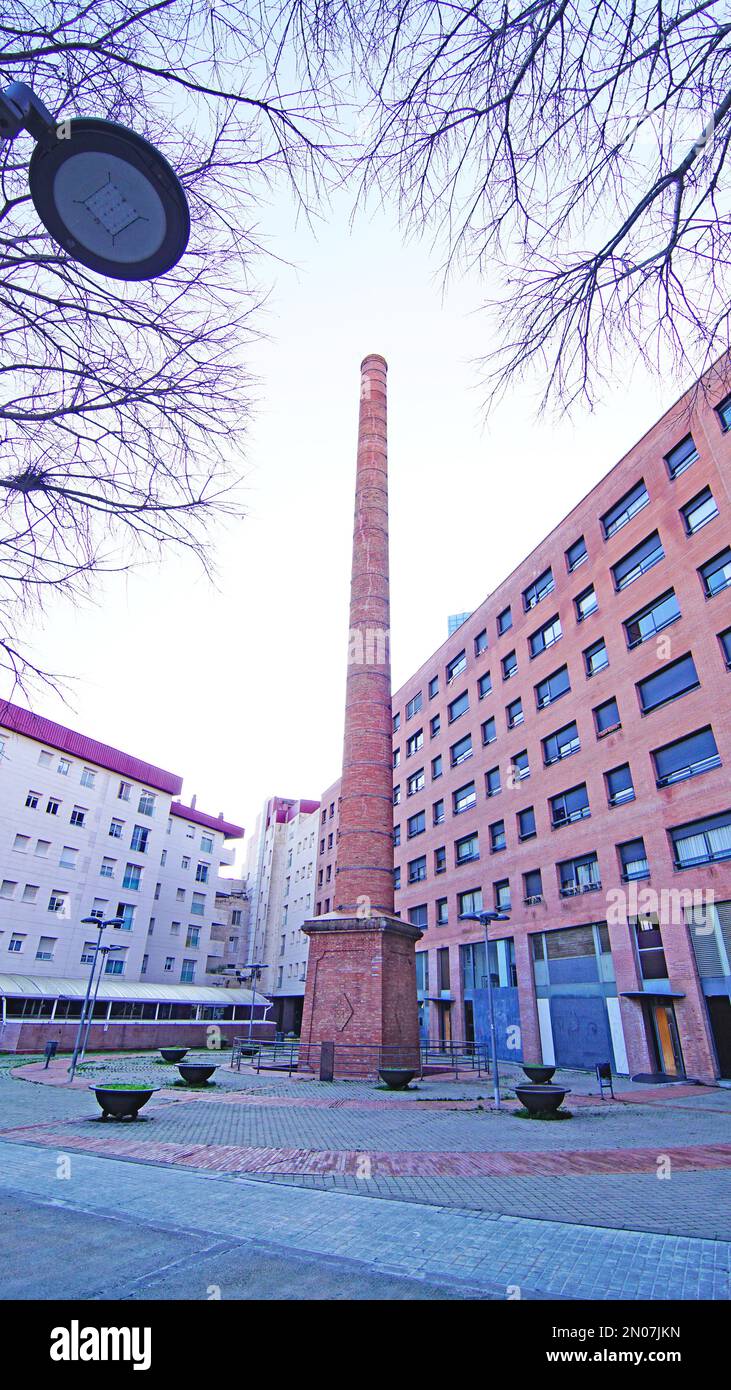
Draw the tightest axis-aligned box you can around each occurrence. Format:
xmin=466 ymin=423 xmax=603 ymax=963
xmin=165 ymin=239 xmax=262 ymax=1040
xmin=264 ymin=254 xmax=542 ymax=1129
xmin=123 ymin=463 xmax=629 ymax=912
xmin=0 ymin=700 xmax=183 ymax=795
xmin=171 ymin=801 xmax=244 ymax=840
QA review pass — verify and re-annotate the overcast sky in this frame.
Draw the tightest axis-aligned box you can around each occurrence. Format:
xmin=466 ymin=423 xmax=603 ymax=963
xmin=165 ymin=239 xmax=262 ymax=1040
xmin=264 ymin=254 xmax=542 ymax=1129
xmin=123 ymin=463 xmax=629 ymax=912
xmin=18 ymin=187 xmax=675 ymax=864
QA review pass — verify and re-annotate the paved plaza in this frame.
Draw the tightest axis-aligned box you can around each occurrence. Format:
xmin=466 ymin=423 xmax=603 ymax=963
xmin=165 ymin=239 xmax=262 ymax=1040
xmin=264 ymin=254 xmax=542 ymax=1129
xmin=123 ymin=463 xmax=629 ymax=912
xmin=1 ymin=1053 xmax=730 ymax=1300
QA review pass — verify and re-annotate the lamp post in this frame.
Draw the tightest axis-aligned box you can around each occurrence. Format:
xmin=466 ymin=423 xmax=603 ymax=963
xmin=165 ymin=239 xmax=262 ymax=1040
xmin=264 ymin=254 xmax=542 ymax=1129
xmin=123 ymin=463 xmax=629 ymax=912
xmin=459 ymin=909 xmax=511 ymax=1109
xmin=79 ymin=939 xmax=126 ymax=1062
xmin=0 ymin=81 xmax=189 ymax=279
xmin=68 ymin=916 xmax=124 ymax=1082
xmin=224 ymin=962 xmax=267 ymax=1044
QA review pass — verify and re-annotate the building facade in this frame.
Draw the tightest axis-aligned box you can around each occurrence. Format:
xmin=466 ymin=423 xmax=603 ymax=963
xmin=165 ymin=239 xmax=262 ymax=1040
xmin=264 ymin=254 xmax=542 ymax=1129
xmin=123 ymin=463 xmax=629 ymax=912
xmin=316 ymin=365 xmax=731 ymax=1083
xmin=0 ymin=701 xmax=244 ymax=990
xmin=244 ymin=796 xmax=320 ymax=1033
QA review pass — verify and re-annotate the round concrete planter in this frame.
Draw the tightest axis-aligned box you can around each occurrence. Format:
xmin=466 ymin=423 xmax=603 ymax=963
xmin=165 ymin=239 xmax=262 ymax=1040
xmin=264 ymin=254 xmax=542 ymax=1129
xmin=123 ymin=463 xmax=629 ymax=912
xmin=160 ymin=1047 xmax=188 ymax=1063
xmin=520 ymin=1063 xmax=556 ymax=1085
xmin=177 ymin=1062 xmax=217 ymax=1086
xmin=515 ymin=1083 xmax=571 ymax=1115
xmin=90 ymin=1085 xmax=159 ymax=1121
xmin=378 ymin=1068 xmax=417 ymax=1090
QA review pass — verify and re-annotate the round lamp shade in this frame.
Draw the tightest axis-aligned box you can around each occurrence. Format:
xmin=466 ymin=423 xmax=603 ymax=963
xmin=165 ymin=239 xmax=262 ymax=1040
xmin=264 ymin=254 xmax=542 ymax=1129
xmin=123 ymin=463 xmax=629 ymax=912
xmin=29 ymin=118 xmax=190 ymax=280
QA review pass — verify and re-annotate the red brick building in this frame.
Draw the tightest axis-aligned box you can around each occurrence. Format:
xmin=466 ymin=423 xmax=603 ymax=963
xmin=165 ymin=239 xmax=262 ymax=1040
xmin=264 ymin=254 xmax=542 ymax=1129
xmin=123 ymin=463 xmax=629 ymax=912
xmin=316 ymin=364 xmax=731 ymax=1083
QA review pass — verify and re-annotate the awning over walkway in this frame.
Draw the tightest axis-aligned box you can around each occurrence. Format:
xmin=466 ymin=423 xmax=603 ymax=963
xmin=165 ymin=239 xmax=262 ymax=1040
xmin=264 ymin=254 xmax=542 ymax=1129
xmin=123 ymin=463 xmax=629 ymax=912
xmin=0 ymin=973 xmax=269 ymax=1007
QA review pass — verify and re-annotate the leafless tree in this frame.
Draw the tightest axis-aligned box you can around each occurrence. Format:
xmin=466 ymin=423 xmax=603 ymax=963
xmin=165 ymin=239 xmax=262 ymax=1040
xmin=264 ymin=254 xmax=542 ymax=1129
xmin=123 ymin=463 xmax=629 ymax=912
xmin=0 ymin=1 xmax=336 ymax=692
xmin=266 ymin=1 xmax=731 ymax=408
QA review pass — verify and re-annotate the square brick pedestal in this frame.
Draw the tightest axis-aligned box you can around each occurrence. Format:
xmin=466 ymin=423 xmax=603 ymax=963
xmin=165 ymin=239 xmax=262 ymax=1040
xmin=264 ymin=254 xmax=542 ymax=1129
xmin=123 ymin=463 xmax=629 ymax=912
xmin=299 ymin=914 xmax=423 ymax=1078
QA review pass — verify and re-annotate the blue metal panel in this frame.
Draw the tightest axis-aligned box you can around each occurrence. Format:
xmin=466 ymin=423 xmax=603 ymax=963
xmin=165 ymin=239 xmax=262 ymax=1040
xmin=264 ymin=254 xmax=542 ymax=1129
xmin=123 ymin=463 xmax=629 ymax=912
xmin=549 ymin=994 xmax=614 ymax=1069
xmin=548 ymin=955 xmax=599 ymax=985
xmin=472 ymin=987 xmax=523 ymax=1061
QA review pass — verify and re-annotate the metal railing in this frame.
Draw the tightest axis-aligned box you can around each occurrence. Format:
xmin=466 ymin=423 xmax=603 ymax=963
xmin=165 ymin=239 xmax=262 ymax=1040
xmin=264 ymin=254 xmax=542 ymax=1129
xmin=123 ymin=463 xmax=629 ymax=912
xmin=230 ymin=1036 xmax=493 ymax=1080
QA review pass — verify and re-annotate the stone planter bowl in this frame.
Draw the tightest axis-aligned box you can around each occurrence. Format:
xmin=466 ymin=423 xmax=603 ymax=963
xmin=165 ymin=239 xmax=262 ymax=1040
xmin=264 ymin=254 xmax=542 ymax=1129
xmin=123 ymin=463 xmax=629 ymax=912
xmin=160 ymin=1047 xmax=188 ymax=1063
xmin=378 ymin=1068 xmax=417 ymax=1090
xmin=177 ymin=1062 xmax=217 ymax=1086
xmin=515 ymin=1084 xmax=571 ymax=1116
xmin=521 ymin=1063 xmax=556 ymax=1084
xmin=90 ymin=1085 xmax=159 ymax=1121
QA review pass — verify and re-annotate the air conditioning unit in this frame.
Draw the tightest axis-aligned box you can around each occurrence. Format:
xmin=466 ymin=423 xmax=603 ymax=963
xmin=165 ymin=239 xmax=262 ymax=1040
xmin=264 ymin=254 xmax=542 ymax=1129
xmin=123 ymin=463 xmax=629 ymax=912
xmin=524 ymin=894 xmax=543 ymax=906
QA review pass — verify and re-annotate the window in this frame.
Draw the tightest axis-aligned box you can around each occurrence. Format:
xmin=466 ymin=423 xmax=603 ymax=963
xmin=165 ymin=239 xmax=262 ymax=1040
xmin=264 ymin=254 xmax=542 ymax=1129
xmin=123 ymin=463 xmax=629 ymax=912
xmin=485 ymin=766 xmax=501 ymax=797
xmin=624 ymin=589 xmax=680 ymax=649
xmin=681 ymin=486 xmax=718 ymax=535
xmin=59 ymin=846 xmax=78 ymax=870
xmin=191 ymin=892 xmax=205 ymax=917
xmin=720 ymin=628 xmax=731 ymax=669
xmin=699 ymin=546 xmax=731 ymax=598
xmin=408 ymin=904 xmax=428 ymax=929
xmin=428 ymin=676 xmax=439 ymax=699
xmin=13 ymin=834 xmax=30 ymax=853
xmin=523 ymin=568 xmax=554 ymax=611
xmin=670 ymin=810 xmax=731 ymax=868
xmin=574 ymin=585 xmax=598 ymax=621
xmin=130 ymin=825 xmax=149 ymax=853
xmin=70 ymin=806 xmax=86 ymax=828
xmin=717 ymin=394 xmax=731 ymax=432
xmin=517 ymin=806 xmax=536 ymax=840
xmin=482 ymin=716 xmax=496 ymax=745
xmin=48 ymin=891 xmax=68 ymax=914
xmin=8 ymin=935 xmax=24 ymax=953
xmin=632 ymin=916 xmax=668 ymax=980
xmin=612 ymin=531 xmax=664 ymax=590
xmin=393 ymin=748 xmax=401 ymax=768
xmin=434 ymin=846 xmax=446 ymax=874
xmin=406 ymin=729 xmax=424 ymax=758
xmin=80 ymin=767 xmax=96 ymax=789
xmin=195 ymin=862 xmax=210 ymax=883
xmin=34 ymin=839 xmax=50 ymax=857
xmin=489 ymin=820 xmax=506 ymax=853
xmin=448 ymin=690 xmax=469 ymax=722
xmin=665 ymin=434 xmax=698 ymax=479
xmin=584 ymin=638 xmax=608 ymax=677
xmin=566 ymin=535 xmax=587 ymax=572
xmin=550 ymin=783 xmax=590 ymax=828
xmin=176 ymin=887 xmax=185 ymax=902
xmin=57 ymin=758 xmax=71 ymax=776
xmin=138 ymin=790 xmax=156 ymax=816
xmin=407 ymin=768 xmax=425 ymax=796
xmin=535 ymin=664 xmax=570 ymax=709
xmin=652 ymin=727 xmax=720 ymax=787
xmin=116 ymin=902 xmax=135 ymax=930
xmin=478 ymin=671 xmax=492 ymax=699
xmin=432 ymin=799 xmax=445 ymax=826
xmin=21 ymin=884 xmax=38 ymax=904
xmin=458 ymin=888 xmax=483 ymax=916
xmin=453 ymin=781 xmax=477 ymax=814
xmin=605 ymin=763 xmax=635 ymax=807
xmin=436 ymin=897 xmax=448 ymax=926
xmin=118 ymin=781 xmax=131 ymax=801
xmin=506 ymin=697 xmax=524 ymax=728
xmin=510 ymin=749 xmax=530 ymax=780
xmin=36 ymin=936 xmax=56 ymax=962
xmin=201 ymin=835 xmax=213 ymax=853
xmin=25 ymin=791 xmax=40 ymax=810
xmin=109 ymin=818 xmax=123 ymax=838
xmin=0 ymin=879 xmax=17 ymax=899
xmin=558 ymin=852 xmax=601 ymax=895
xmin=524 ymin=869 xmax=543 ymax=903
xmin=408 ymin=810 xmax=426 ymax=838
xmin=38 ymin=749 xmax=53 ymax=767
xmin=497 ymin=606 xmax=512 ymax=635
xmin=501 ymin=650 xmax=517 ymax=681
xmin=494 ymin=879 xmax=511 ymax=911
xmin=181 ymin=959 xmax=196 ymax=983
xmin=474 ymin=628 xmax=488 ymax=655
xmin=392 ymin=712 xmax=401 ymax=733
xmin=450 ymin=734 xmax=473 ymax=766
xmin=431 ymin=755 xmax=442 ymax=780
xmin=618 ymin=837 xmax=649 ymax=882
xmin=122 ymin=863 xmax=142 ymax=890
xmin=637 ymin=653 xmax=699 ymax=714
xmin=393 ymin=785 xmax=401 ymax=805
xmin=529 ymin=615 xmax=562 ymax=657
xmin=408 ymin=855 xmax=427 ymax=884
xmin=542 ymin=719 xmax=580 ymax=764
xmin=594 ymin=696 xmax=621 ymax=735
xmin=46 ymin=798 xmax=60 ymax=816
xmin=186 ymin=926 xmax=200 ymax=948
xmin=446 ymin=651 xmax=467 ymax=683
xmin=456 ymin=832 xmax=479 ymax=864
xmin=601 ymin=478 xmax=649 ymax=537
xmin=430 ymin=714 xmax=440 ymax=738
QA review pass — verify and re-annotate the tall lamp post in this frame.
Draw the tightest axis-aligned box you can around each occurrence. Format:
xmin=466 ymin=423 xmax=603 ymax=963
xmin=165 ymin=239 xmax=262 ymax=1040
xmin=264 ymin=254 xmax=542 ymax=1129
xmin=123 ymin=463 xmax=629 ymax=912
xmin=0 ymin=81 xmax=189 ymax=279
xmin=68 ymin=916 xmax=124 ymax=1082
xmin=223 ymin=963 xmax=268 ymax=1045
xmin=459 ymin=910 xmax=511 ymax=1109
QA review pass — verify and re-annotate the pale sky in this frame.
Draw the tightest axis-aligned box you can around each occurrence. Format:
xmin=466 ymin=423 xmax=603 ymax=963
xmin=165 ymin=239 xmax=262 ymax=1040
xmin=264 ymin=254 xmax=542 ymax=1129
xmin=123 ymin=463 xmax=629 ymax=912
xmin=17 ymin=187 xmax=675 ymax=864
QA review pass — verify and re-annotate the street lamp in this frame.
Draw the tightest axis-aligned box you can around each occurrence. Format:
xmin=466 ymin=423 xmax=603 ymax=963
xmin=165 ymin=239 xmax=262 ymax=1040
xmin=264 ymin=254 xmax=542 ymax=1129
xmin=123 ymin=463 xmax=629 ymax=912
xmin=0 ymin=81 xmax=189 ymax=280
xmin=68 ymin=916 xmax=125 ymax=1082
xmin=459 ymin=909 xmax=511 ymax=1109
xmin=224 ymin=962 xmax=267 ymax=1045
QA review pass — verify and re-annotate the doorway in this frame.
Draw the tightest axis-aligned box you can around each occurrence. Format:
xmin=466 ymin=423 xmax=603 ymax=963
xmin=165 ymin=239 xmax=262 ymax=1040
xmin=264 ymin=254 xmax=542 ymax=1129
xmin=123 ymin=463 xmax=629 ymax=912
xmin=648 ymin=1001 xmax=685 ymax=1076
xmin=707 ymin=995 xmax=731 ymax=1078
